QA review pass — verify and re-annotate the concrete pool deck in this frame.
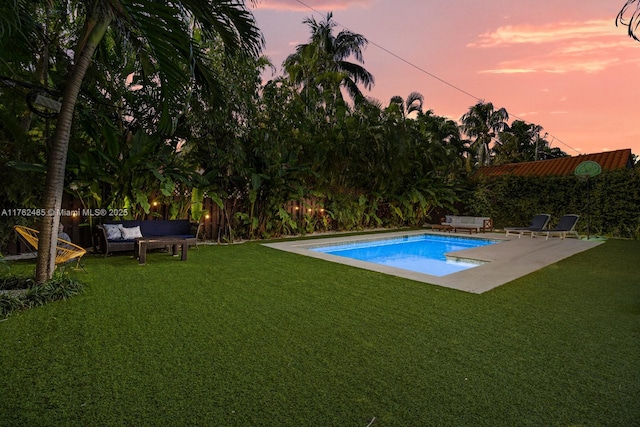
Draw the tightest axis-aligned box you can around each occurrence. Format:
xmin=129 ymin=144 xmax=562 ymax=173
xmin=263 ymin=230 xmax=605 ymax=294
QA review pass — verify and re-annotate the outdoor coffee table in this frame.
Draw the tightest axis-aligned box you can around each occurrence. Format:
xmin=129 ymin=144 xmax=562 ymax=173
xmin=430 ymin=224 xmax=453 ymax=232
xmin=450 ymin=226 xmax=479 ymax=234
xmin=134 ymin=237 xmax=196 ymax=265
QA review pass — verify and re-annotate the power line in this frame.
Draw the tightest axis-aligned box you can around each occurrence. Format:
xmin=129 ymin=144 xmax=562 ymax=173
xmin=291 ymin=0 xmax=581 ymax=155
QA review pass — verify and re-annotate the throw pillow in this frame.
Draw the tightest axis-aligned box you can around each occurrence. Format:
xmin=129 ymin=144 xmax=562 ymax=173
xmin=104 ymin=224 xmax=124 ymax=240
xmin=121 ymin=225 xmax=143 ymax=240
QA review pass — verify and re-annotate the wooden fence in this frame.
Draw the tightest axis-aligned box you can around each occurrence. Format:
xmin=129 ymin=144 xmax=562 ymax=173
xmin=5 ymin=194 xmax=328 ymax=254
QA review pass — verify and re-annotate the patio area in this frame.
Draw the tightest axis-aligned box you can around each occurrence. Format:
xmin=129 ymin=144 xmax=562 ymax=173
xmin=265 ymin=231 xmax=605 ymax=293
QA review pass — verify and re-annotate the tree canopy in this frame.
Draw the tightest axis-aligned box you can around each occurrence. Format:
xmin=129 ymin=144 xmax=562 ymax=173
xmin=1 ymin=8 xmax=591 ymax=263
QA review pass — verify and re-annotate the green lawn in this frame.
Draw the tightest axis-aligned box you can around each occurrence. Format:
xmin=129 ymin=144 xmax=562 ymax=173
xmin=1 ymin=238 xmax=639 ymax=426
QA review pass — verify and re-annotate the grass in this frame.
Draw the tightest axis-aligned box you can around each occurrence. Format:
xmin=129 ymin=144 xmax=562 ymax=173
xmin=0 ymin=238 xmax=639 ymax=426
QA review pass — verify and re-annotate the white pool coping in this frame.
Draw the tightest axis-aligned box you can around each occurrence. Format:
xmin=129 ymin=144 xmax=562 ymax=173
xmin=263 ymin=230 xmax=604 ymax=294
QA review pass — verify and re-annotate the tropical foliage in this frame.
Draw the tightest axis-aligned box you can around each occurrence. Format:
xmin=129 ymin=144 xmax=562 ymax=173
xmin=283 ymin=12 xmax=374 ymax=104
xmin=6 ymin=4 xmax=639 ymax=264
xmin=0 ymin=271 xmax=84 ymax=317
xmin=493 ymin=120 xmax=567 ymax=165
xmin=460 ymin=101 xmax=509 ymax=167
xmin=0 ymin=0 xmax=263 ymax=282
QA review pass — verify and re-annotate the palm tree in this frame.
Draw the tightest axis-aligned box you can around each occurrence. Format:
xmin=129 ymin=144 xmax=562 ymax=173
xmin=283 ymin=12 xmax=374 ymax=104
xmin=491 ymin=121 xmax=568 ymax=164
xmin=460 ymin=101 xmax=509 ymax=167
xmin=387 ymin=92 xmax=424 ymax=118
xmin=617 ymin=0 xmax=640 ymax=41
xmin=2 ymin=0 xmax=263 ymax=282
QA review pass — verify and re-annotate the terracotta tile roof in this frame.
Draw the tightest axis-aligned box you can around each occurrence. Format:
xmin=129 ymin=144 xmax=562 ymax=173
xmin=475 ymin=149 xmax=633 ymax=178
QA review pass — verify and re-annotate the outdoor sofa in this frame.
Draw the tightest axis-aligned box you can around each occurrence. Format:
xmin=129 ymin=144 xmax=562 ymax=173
xmin=440 ymin=215 xmax=494 ymax=233
xmin=97 ymin=219 xmax=197 ymax=257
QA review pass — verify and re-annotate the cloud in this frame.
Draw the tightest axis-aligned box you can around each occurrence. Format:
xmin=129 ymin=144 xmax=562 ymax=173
xmin=470 ymin=19 xmax=640 ymax=74
xmin=481 ymin=68 xmax=536 ymax=74
xmin=480 ymin=57 xmax=624 ymax=74
xmin=469 ymin=20 xmax=618 ymax=48
xmin=253 ymin=0 xmax=372 ymax=12
xmin=517 ymin=111 xmax=539 ymax=117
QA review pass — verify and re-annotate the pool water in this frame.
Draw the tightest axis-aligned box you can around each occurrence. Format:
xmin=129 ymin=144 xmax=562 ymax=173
xmin=311 ymin=234 xmax=499 ymax=276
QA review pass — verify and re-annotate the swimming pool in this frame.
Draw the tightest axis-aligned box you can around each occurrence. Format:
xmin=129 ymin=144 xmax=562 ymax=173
xmin=310 ymin=234 xmax=499 ymax=276
xmin=264 ymin=230 xmax=599 ymax=293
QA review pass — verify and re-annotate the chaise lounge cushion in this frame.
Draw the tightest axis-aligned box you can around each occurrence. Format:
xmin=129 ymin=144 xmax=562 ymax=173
xmin=532 ymin=214 xmax=580 ymax=240
xmin=505 ymin=214 xmax=551 ymax=238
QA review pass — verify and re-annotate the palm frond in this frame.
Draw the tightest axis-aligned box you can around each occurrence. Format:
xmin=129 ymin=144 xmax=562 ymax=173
xmin=337 ymin=60 xmax=374 ymax=90
xmin=112 ymin=0 xmax=263 ymax=133
xmin=617 ymin=0 xmax=640 ymax=41
xmin=0 ymin=0 xmax=41 ymax=51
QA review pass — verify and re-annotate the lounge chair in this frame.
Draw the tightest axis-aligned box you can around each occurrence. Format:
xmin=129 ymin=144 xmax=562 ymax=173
xmin=505 ymin=214 xmax=551 ymax=238
xmin=532 ymin=214 xmax=580 ymax=240
xmin=14 ymin=225 xmax=87 ymax=270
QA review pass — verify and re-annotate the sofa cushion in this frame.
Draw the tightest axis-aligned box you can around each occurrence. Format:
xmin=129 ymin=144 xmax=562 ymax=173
xmin=121 ymin=225 xmax=143 ymax=240
xmin=459 ymin=216 xmax=476 ymax=224
xmin=103 ymin=224 xmax=124 ymax=240
xmin=140 ymin=219 xmax=191 ymax=237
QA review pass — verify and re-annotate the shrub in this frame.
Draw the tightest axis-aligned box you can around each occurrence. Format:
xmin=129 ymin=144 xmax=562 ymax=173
xmin=467 ymin=169 xmax=640 ymax=238
xmin=0 ymin=272 xmax=84 ymax=317
xmin=0 ymin=253 xmax=9 ymax=275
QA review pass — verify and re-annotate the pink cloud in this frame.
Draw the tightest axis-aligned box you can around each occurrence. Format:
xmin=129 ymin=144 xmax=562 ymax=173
xmin=517 ymin=111 xmax=539 ymax=117
xmin=480 ymin=57 xmax=625 ymax=74
xmin=471 ymin=19 xmax=640 ymax=74
xmin=469 ymin=20 xmax=618 ymax=47
xmin=253 ymin=0 xmax=372 ymax=12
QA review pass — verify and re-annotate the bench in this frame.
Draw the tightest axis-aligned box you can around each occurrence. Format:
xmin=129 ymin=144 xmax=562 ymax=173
xmin=97 ymin=220 xmax=197 ymax=257
xmin=441 ymin=215 xmax=493 ymax=234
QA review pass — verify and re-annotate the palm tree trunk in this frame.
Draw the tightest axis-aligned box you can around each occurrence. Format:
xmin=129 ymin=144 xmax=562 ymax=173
xmin=35 ymin=16 xmax=111 ymax=283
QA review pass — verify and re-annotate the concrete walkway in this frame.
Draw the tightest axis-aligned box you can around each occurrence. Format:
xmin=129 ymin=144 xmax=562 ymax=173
xmin=264 ymin=230 xmax=604 ymax=294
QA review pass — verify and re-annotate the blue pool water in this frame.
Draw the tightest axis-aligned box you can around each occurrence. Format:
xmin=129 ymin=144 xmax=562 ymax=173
xmin=311 ymin=234 xmax=498 ymax=276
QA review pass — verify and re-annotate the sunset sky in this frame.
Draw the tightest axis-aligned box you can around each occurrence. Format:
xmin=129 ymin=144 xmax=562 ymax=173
xmin=250 ymin=0 xmax=640 ymax=157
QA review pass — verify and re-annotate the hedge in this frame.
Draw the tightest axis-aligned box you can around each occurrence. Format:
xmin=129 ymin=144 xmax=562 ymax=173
xmin=466 ymin=168 xmax=640 ymax=239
